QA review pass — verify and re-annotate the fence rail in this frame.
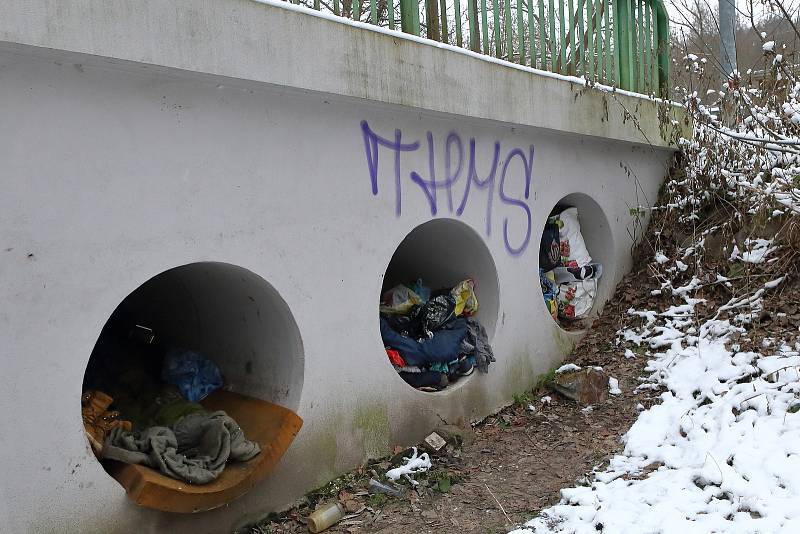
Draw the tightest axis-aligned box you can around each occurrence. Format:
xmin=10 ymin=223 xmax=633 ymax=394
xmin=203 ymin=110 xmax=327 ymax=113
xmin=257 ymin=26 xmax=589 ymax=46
xmin=282 ymin=0 xmax=669 ymax=96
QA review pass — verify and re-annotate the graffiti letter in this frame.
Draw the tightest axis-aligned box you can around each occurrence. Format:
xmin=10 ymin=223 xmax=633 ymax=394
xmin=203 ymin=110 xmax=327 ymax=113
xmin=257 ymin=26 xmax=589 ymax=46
xmin=443 ymin=133 xmax=463 ymax=213
xmin=409 ymin=132 xmax=438 ymax=215
xmin=456 ymin=139 xmax=501 ymax=237
xmin=499 ymin=145 xmax=534 ymax=256
xmin=360 ymin=120 xmax=420 ymax=216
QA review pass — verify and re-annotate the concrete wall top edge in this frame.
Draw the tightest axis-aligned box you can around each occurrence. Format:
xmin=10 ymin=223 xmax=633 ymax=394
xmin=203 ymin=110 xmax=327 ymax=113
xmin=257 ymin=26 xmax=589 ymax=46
xmin=0 ymin=0 xmax=683 ymax=148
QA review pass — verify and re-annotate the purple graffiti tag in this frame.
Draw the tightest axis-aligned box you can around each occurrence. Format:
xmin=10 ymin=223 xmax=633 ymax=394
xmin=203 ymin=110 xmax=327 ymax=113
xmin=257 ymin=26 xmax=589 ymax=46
xmin=499 ymin=146 xmax=534 ymax=255
xmin=361 ymin=120 xmax=420 ymax=216
xmin=456 ymin=139 xmax=501 ymax=238
xmin=443 ymin=133 xmax=464 ymax=213
xmin=360 ymin=120 xmax=535 ymax=256
xmin=409 ymin=132 xmax=438 ymax=215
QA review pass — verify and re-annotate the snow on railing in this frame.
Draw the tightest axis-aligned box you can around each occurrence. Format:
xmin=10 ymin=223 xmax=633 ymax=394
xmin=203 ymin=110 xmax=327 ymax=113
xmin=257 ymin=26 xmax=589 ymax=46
xmin=261 ymin=0 xmax=670 ymax=96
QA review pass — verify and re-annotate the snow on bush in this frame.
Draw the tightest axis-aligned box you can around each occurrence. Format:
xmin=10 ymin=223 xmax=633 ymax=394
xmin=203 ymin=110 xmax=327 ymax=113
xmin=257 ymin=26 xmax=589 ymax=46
xmin=510 ymin=25 xmax=800 ymax=534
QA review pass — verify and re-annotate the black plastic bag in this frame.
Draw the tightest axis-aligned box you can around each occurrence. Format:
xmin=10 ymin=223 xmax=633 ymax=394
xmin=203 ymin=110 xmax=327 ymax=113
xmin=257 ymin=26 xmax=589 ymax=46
xmin=539 ymin=217 xmax=562 ymax=271
xmin=419 ymin=294 xmax=456 ymax=338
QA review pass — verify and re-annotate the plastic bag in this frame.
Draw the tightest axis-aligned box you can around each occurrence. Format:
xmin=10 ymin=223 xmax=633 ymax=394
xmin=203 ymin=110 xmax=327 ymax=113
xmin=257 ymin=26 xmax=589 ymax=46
xmin=557 ymin=279 xmax=597 ymax=319
xmin=539 ymin=269 xmax=558 ymax=320
xmin=161 ymin=349 xmax=223 ymax=403
xmin=539 ymin=216 xmax=562 ymax=271
xmin=419 ymin=294 xmax=456 ymax=337
xmin=451 ymin=278 xmax=479 ymax=317
xmin=557 ymin=207 xmax=592 ymax=268
xmin=380 ymin=285 xmax=422 ymax=315
xmin=409 ymin=279 xmax=431 ymax=303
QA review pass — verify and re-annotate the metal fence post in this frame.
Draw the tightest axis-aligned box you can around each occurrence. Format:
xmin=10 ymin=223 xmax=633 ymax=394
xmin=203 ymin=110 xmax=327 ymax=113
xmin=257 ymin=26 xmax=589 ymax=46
xmin=654 ymin=0 xmax=669 ymax=98
xmin=613 ymin=0 xmax=632 ymax=90
xmin=400 ymin=0 xmax=420 ymax=34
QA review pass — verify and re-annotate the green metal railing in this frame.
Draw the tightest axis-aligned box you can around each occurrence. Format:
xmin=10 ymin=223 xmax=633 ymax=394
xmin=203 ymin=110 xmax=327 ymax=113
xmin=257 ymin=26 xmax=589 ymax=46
xmin=287 ymin=0 xmax=669 ymax=96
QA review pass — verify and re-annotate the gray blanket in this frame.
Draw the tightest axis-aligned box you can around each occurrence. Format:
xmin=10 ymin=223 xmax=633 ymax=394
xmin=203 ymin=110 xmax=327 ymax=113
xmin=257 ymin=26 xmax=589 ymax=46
xmin=102 ymin=411 xmax=260 ymax=484
xmin=466 ymin=318 xmax=495 ymax=373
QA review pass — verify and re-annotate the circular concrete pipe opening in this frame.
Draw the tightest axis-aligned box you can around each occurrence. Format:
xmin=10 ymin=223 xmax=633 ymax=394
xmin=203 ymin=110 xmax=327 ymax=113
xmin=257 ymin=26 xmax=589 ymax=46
xmin=81 ymin=262 xmax=304 ymax=509
xmin=379 ymin=218 xmax=500 ymax=392
xmin=538 ymin=194 xmax=614 ymax=330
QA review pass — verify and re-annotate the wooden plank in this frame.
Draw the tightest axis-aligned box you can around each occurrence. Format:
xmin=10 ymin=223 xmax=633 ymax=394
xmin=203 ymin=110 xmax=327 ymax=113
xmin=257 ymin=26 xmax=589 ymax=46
xmin=106 ymin=390 xmax=304 ymax=514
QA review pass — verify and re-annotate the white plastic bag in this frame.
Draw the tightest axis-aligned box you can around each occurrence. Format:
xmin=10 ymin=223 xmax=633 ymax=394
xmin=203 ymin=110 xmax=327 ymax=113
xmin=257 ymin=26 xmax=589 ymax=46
xmin=558 ymin=207 xmax=592 ymax=268
xmin=557 ymin=279 xmax=597 ymax=319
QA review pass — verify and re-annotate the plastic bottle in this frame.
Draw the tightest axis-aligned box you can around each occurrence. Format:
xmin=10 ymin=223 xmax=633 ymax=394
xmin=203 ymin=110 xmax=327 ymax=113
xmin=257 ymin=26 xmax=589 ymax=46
xmin=368 ymin=478 xmax=404 ymax=497
xmin=306 ymin=502 xmax=345 ymax=533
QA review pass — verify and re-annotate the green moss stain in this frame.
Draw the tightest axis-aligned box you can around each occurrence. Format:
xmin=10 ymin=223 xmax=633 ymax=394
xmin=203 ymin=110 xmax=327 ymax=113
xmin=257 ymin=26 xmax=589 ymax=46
xmin=305 ymin=417 xmax=340 ymax=484
xmin=354 ymin=403 xmax=389 ymax=460
xmin=508 ymin=351 xmax=535 ymax=393
xmin=462 ymin=378 xmax=489 ymax=418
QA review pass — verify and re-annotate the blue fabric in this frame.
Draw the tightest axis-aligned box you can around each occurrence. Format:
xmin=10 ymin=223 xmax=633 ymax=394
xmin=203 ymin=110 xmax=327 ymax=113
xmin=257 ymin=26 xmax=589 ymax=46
xmin=540 ymin=268 xmax=558 ymax=300
xmin=161 ymin=349 xmax=223 ymax=403
xmin=380 ymin=317 xmax=468 ymax=367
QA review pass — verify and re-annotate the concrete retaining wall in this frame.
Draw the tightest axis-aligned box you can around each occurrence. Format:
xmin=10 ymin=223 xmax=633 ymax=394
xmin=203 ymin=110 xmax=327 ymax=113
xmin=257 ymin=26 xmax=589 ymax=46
xmin=0 ymin=1 xmax=675 ymax=532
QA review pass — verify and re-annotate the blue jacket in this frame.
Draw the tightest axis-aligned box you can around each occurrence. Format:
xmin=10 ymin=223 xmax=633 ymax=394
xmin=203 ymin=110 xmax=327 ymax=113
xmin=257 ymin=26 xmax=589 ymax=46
xmin=380 ymin=317 xmax=468 ymax=367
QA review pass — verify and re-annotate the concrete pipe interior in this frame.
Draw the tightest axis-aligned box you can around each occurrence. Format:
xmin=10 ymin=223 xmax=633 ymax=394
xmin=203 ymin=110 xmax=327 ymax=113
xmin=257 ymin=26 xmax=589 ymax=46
xmin=380 ymin=218 xmax=500 ymax=391
xmin=538 ymin=193 xmax=614 ymax=329
xmin=81 ymin=262 xmax=304 ymax=510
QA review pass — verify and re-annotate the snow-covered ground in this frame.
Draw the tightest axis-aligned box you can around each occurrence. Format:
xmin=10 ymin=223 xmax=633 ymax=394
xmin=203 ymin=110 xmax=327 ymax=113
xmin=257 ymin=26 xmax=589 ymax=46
xmin=512 ymin=211 xmax=800 ymax=533
xmin=509 ymin=46 xmax=800 ymax=530
xmin=511 ymin=274 xmax=800 ymax=533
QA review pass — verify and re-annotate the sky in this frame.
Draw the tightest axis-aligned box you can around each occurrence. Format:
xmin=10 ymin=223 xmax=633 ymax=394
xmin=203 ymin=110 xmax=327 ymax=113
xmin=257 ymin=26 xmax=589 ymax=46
xmin=664 ymin=0 xmax=800 ymax=27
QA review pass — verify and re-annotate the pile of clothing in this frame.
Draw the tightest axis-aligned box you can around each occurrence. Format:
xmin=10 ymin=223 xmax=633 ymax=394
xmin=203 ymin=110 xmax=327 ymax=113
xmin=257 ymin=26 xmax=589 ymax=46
xmin=83 ymin=335 xmax=260 ymax=485
xmin=539 ymin=207 xmax=603 ymax=323
xmin=380 ymin=278 xmax=495 ymax=391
